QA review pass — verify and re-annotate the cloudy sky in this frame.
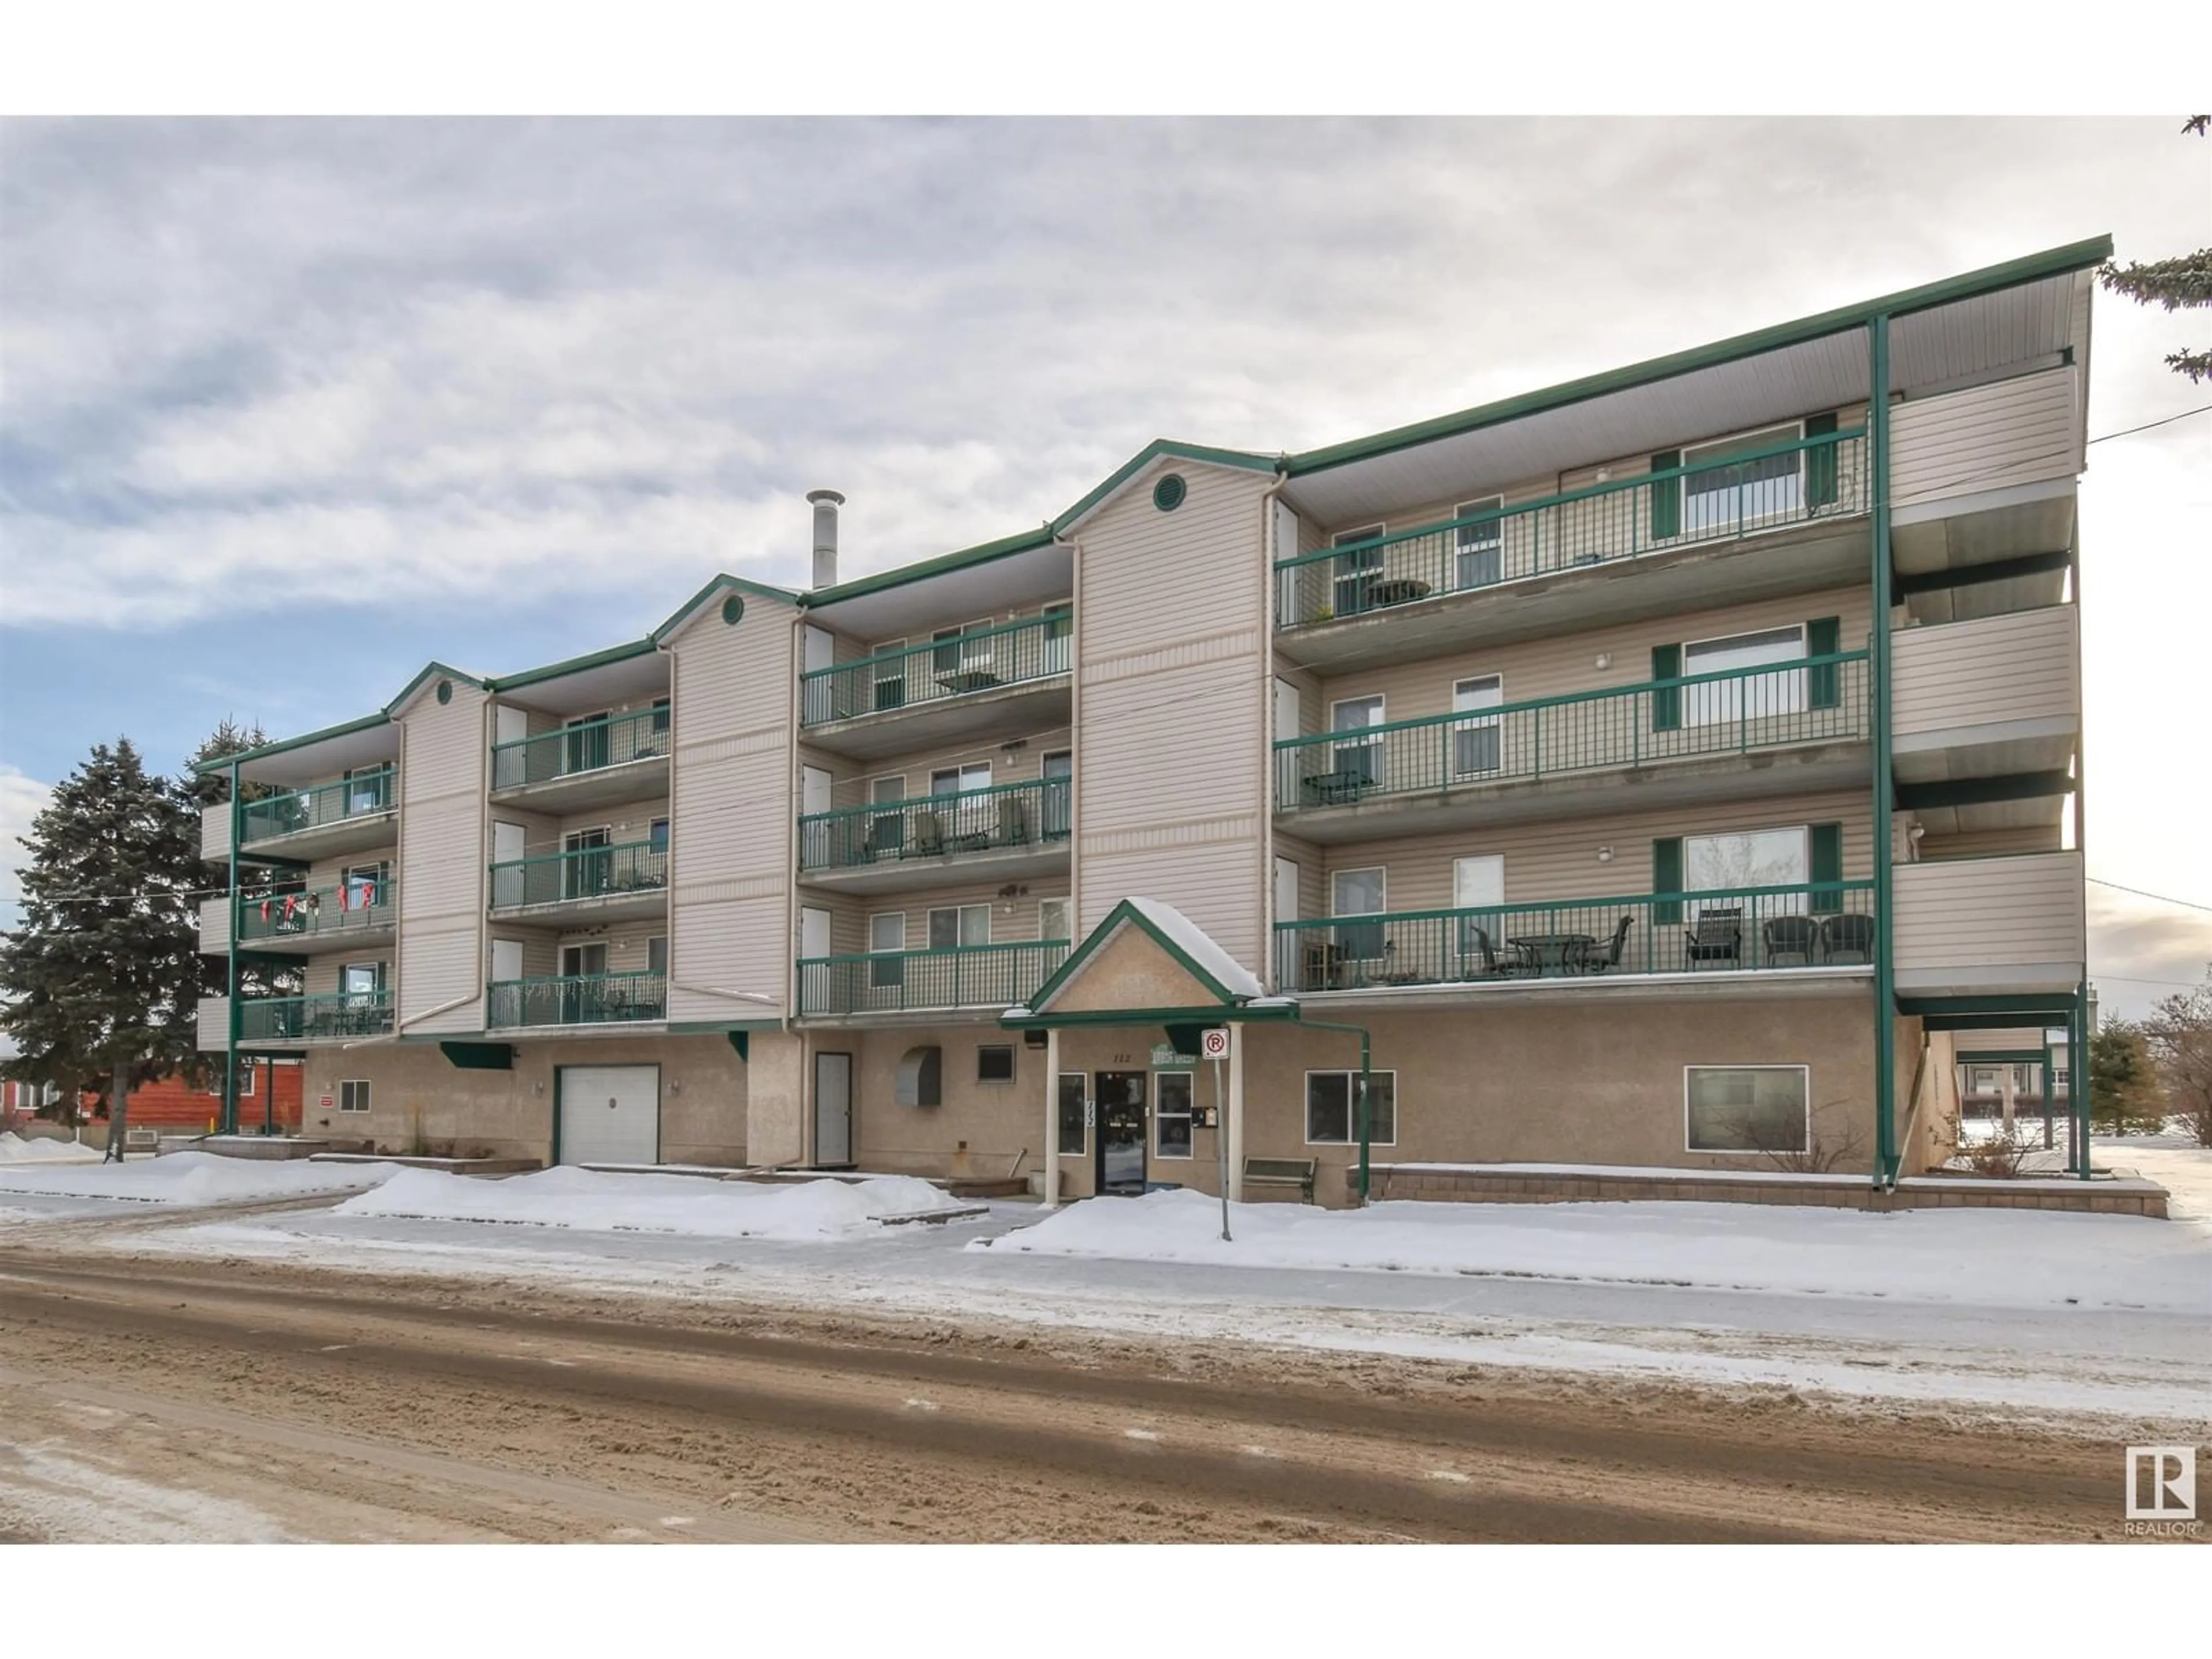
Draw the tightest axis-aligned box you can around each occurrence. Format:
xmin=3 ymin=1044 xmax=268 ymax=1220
xmin=1 ymin=117 xmax=2206 ymax=1013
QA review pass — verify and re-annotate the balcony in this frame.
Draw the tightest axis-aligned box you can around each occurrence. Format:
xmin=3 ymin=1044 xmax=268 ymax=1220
xmin=236 ymin=768 xmax=398 ymax=861
xmin=1277 ymin=429 xmax=1868 ymax=671
xmin=236 ymin=879 xmax=397 ymax=953
xmin=489 ymin=839 xmax=668 ymax=925
xmin=1893 ymin=851 xmax=2083 ymax=998
xmin=797 ymin=941 xmax=1070 ymax=1019
xmin=487 ymin=971 xmax=667 ymax=1030
xmin=1892 ymin=607 xmax=2078 ymax=785
xmin=800 ymin=615 xmax=1073 ymax=759
xmin=1278 ymin=653 xmax=1870 ymax=840
xmin=798 ymin=778 xmax=1071 ymax=893
xmin=490 ymin=706 xmax=671 ymax=812
xmin=1276 ymin=880 xmax=1876 ymax=996
xmin=237 ymin=991 xmax=395 ymax=1044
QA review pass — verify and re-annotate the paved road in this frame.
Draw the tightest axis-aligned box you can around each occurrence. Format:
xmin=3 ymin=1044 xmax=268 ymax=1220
xmin=0 ymin=1251 xmax=2154 ymax=1543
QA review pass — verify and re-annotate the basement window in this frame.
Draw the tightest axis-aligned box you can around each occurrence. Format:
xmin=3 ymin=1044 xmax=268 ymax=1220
xmin=338 ymin=1079 xmax=372 ymax=1114
xmin=1684 ymin=1065 xmax=1807 ymax=1154
xmin=977 ymin=1045 xmax=1016 ymax=1084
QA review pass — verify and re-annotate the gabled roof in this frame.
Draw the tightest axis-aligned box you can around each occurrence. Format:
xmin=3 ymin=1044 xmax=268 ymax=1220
xmin=1049 ymin=439 xmax=1280 ymax=535
xmin=385 ymin=661 xmax=490 ymax=718
xmin=1009 ymin=897 xmax=1267 ymax=1026
xmin=650 ymin=571 xmax=804 ymax=643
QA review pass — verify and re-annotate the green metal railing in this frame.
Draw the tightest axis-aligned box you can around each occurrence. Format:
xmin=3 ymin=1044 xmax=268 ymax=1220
xmin=491 ymin=706 xmax=670 ymax=791
xmin=1276 ymin=652 xmax=1869 ymax=810
xmin=236 ymin=877 xmax=396 ymax=945
xmin=1274 ymin=881 xmax=1876 ymax=992
xmin=487 ymin=971 xmax=666 ymax=1029
xmin=237 ymin=990 xmax=394 ymax=1041
xmin=798 ymin=778 xmax=1071 ymax=871
xmin=1277 ymin=429 xmax=1867 ymax=628
xmin=237 ymin=767 xmax=396 ymax=844
xmin=797 ymin=940 xmax=1070 ymax=1016
xmin=800 ymin=612 xmax=1073 ymax=727
xmin=489 ymin=838 xmax=667 ymax=910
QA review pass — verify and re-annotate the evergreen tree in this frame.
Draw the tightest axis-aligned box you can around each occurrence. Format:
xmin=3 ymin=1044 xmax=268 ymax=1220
xmin=2097 ymin=117 xmax=2211 ymax=383
xmin=0 ymin=739 xmax=203 ymax=1160
xmin=2087 ymin=1017 xmax=2164 ymax=1136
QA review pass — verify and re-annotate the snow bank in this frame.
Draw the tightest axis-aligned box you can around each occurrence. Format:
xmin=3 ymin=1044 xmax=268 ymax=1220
xmin=0 ymin=1132 xmax=104 ymax=1166
xmin=333 ymin=1166 xmax=960 ymax=1239
xmin=0 ymin=1150 xmax=399 ymax=1205
xmin=984 ymin=1187 xmax=2212 ymax=1314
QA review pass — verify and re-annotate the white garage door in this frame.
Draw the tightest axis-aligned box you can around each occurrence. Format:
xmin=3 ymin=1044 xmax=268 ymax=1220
xmin=558 ymin=1065 xmax=660 ymax=1166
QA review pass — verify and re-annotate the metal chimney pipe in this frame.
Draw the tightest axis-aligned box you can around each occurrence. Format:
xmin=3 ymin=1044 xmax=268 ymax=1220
xmin=807 ymin=489 xmax=845 ymax=589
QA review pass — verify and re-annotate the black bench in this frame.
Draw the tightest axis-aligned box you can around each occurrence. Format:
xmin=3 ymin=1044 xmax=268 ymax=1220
xmin=1243 ymin=1156 xmax=1318 ymax=1203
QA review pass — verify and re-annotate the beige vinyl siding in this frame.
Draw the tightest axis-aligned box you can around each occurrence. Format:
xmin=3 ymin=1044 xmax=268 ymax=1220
xmin=304 ymin=952 xmax=393 ymax=998
xmin=196 ymin=996 xmax=229 ymax=1052
xmin=396 ymin=682 xmax=490 ymax=1034
xmin=551 ymin=797 xmax=671 ymax=853
xmin=846 ymin=883 xmax=1062 ymax=954
xmin=1313 ymin=587 xmax=1873 ymax=728
xmin=827 ymin=727 xmax=1071 ymax=812
xmin=199 ymin=896 xmax=230 ymax=955
xmin=202 ymin=802 xmax=232 ymax=862
xmin=1319 ymin=790 xmax=1874 ymax=913
xmin=1916 ymin=825 xmax=2062 ymax=860
xmin=1893 ymin=851 xmax=2085 ymax=982
xmin=1273 ymin=830 xmax=1328 ymax=927
xmin=1891 ymin=365 xmax=2080 ymax=508
xmin=1077 ymin=460 xmax=1274 ymax=971
xmin=554 ymin=919 xmax=665 ymax=979
xmin=664 ymin=594 xmax=801 ymax=1022
xmin=1892 ymin=606 xmax=2078 ymax=740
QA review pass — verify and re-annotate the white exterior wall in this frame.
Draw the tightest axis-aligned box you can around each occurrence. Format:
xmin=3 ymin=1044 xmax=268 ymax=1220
xmin=1892 ymin=605 xmax=2078 ymax=740
xmin=1893 ymin=851 xmax=2085 ymax=993
xmin=201 ymin=802 xmax=232 ymax=862
xmin=1074 ymin=460 xmax=1275 ymax=974
xmin=395 ymin=681 xmax=490 ymax=1034
xmin=664 ymin=593 xmax=801 ymax=1024
xmin=1891 ymin=364 xmax=2081 ymax=509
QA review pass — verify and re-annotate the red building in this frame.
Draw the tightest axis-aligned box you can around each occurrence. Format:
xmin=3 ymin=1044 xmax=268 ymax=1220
xmin=79 ymin=1062 xmax=304 ymax=1131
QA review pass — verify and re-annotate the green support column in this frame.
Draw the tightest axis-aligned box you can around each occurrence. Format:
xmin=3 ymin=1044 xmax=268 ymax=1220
xmin=1869 ymin=314 xmax=1899 ymax=1186
xmin=2075 ymin=984 xmax=2094 ymax=1180
xmin=222 ymin=758 xmax=241 ymax=1137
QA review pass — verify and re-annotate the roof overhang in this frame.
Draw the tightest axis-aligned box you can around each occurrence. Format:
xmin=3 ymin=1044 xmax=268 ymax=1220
xmin=805 ymin=535 xmax=1071 ymax=639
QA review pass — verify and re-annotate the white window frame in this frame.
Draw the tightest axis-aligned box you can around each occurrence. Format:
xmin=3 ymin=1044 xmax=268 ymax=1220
xmin=1683 ymin=825 xmax=1810 ymax=919
xmin=872 ymin=638 xmax=909 ymax=709
xmin=1329 ymin=694 xmax=1385 ymax=786
xmin=1453 ymin=494 xmax=1505 ymax=589
xmin=869 ymin=911 xmax=907 ymax=989
xmin=1452 ymin=854 xmax=1504 ymax=956
xmin=1679 ymin=420 xmax=1806 ymax=536
xmin=928 ymin=903 xmax=991 ymax=950
xmin=1681 ymin=623 xmax=1807 ymax=729
xmin=339 ymin=961 xmax=385 ymax=1004
xmin=1331 ymin=866 xmax=1388 ymax=963
xmin=1683 ymin=1063 xmax=1810 ymax=1155
xmin=1304 ymin=1069 xmax=1397 ymax=1147
xmin=1038 ymin=896 xmax=1071 ymax=943
xmin=647 ymin=935 xmax=668 ymax=978
xmin=338 ymin=1079 xmax=372 ymax=1114
xmin=933 ymin=618 xmax=997 ymax=676
xmin=1153 ymin=1070 xmax=1195 ymax=1161
xmin=1450 ymin=675 xmax=1503 ymax=778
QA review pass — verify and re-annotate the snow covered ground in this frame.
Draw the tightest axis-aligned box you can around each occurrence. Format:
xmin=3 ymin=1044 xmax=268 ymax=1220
xmin=0 ymin=1149 xmax=401 ymax=1207
xmin=0 ymin=1132 xmax=104 ymax=1166
xmin=336 ymin=1166 xmax=964 ymax=1238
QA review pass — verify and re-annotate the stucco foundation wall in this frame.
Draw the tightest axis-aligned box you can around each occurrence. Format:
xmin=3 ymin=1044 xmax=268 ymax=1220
xmin=841 ymin=1020 xmax=1040 ymax=1180
xmin=298 ymin=1035 xmax=748 ymax=1165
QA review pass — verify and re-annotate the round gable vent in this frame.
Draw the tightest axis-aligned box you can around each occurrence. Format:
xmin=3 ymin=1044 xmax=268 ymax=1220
xmin=1152 ymin=473 xmax=1187 ymax=513
xmin=435 ymin=679 xmax=453 ymax=705
xmin=722 ymin=593 xmax=745 ymax=626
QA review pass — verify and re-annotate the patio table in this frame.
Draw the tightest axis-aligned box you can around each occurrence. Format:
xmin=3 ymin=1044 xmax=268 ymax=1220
xmin=1508 ymin=932 xmax=1596 ymax=974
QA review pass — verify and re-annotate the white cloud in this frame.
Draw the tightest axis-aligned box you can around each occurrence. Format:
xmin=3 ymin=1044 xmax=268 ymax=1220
xmin=0 ymin=764 xmax=52 ymax=925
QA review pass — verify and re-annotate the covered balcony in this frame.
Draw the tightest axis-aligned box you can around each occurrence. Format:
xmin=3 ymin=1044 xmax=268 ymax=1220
xmin=234 ymin=877 xmax=397 ymax=953
xmin=797 ymin=940 xmax=1069 ymax=1018
xmin=797 ymin=777 xmax=1071 ymax=893
xmin=488 ymin=838 xmax=668 ymax=925
xmin=487 ymin=971 xmax=667 ymax=1030
xmin=1278 ymin=651 xmax=1869 ymax=838
xmin=1276 ymin=880 xmax=1876 ymax=996
xmin=1276 ymin=428 xmax=1868 ymax=671
xmin=489 ymin=703 xmax=671 ymax=812
xmin=236 ymin=991 xmax=395 ymax=1044
xmin=235 ymin=767 xmax=399 ymax=861
xmin=800 ymin=613 xmax=1073 ymax=757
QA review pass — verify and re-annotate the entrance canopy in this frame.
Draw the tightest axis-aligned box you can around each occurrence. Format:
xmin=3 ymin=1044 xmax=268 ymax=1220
xmin=1001 ymin=898 xmax=1294 ymax=1033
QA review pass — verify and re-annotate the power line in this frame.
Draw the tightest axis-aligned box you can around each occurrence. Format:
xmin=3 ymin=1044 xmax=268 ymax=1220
xmin=2085 ymin=403 xmax=2212 ymax=445
xmin=2088 ymin=877 xmax=2212 ymax=915
xmin=2092 ymin=973 xmax=2207 ymax=988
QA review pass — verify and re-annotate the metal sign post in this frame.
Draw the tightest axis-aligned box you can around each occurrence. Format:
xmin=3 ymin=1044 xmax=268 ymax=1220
xmin=1202 ymin=1027 xmax=1232 ymax=1242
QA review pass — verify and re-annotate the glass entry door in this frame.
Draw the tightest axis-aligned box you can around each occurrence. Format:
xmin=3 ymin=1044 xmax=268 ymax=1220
xmin=1093 ymin=1071 xmax=1147 ymax=1196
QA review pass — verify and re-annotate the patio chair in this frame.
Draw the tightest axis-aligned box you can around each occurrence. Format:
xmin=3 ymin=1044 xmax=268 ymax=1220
xmin=1819 ymin=912 xmax=1875 ymax=965
xmin=997 ymin=793 xmax=1029 ymax=847
xmin=1761 ymin=914 xmax=1820 ymax=967
xmin=862 ymin=817 xmax=904 ymax=861
xmin=1585 ymin=914 xmax=1633 ymax=972
xmin=913 ymin=808 xmax=946 ymax=857
xmin=1460 ymin=926 xmax=1514 ymax=980
xmin=1684 ymin=906 xmax=1743 ymax=964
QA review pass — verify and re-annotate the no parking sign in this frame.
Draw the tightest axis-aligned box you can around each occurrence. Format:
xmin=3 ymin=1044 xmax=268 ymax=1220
xmin=1200 ymin=1027 xmax=1231 ymax=1061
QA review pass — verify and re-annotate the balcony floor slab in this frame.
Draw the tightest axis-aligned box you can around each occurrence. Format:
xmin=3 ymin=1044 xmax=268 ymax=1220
xmin=488 ymin=756 xmax=671 ymax=815
xmin=798 ymin=841 xmax=1070 ymax=896
xmin=237 ymin=812 xmax=399 ymax=865
xmin=487 ymin=890 xmax=669 ymax=928
xmin=802 ymin=679 xmax=1071 ymax=761
xmin=1288 ymin=964 xmax=1874 ymax=1009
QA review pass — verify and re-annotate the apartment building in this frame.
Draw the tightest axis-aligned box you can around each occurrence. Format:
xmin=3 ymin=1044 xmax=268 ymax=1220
xmin=196 ymin=238 xmax=2102 ymax=1202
